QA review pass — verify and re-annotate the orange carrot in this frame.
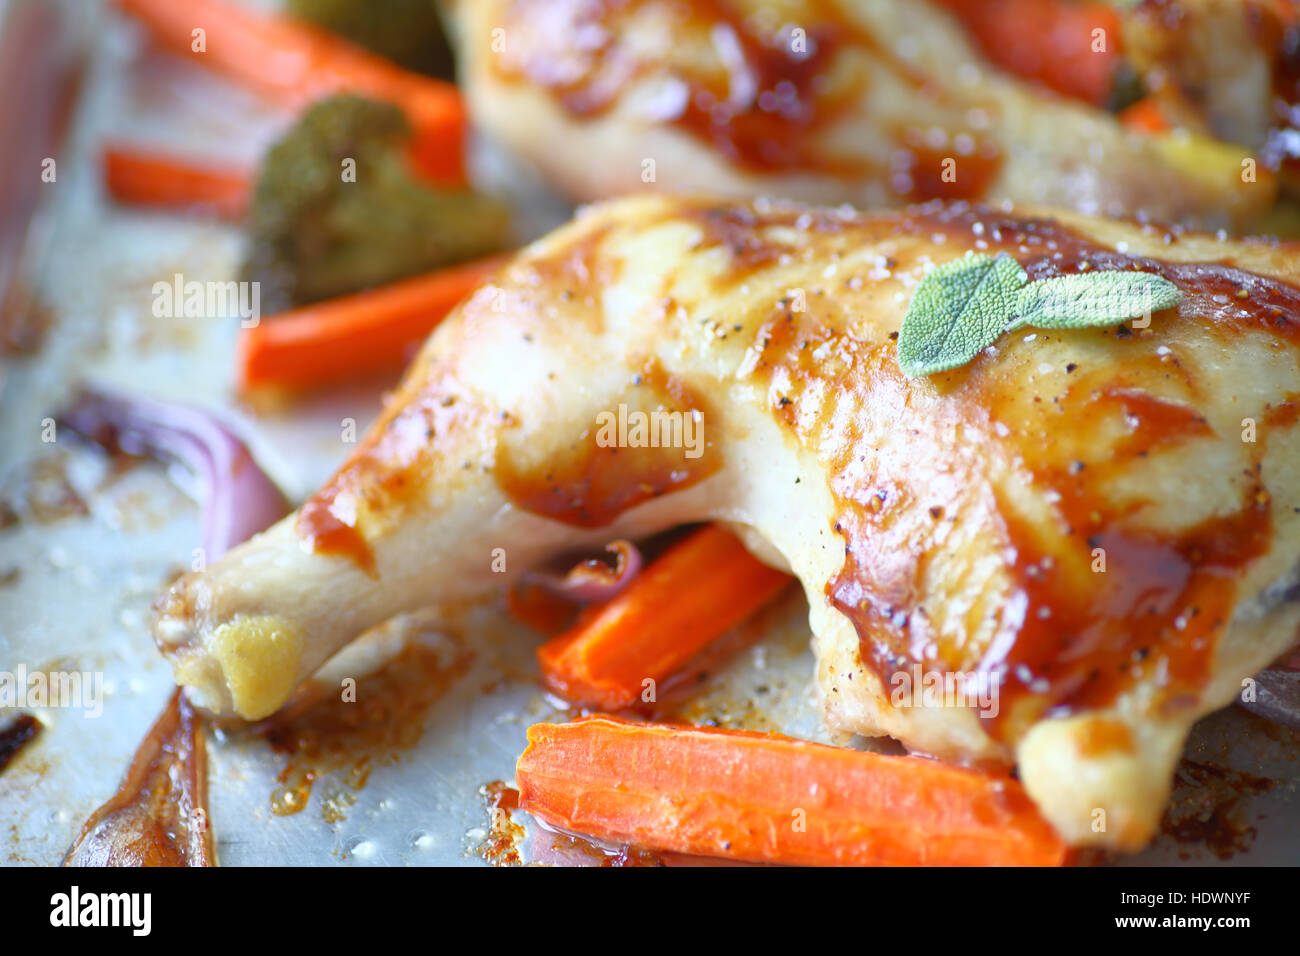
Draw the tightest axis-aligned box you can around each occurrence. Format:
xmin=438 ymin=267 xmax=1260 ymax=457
xmin=536 ymin=526 xmax=792 ymax=711
xmin=114 ymin=0 xmax=465 ymax=184
xmin=934 ymin=0 xmax=1122 ymax=106
xmin=1119 ymin=97 xmax=1169 ymax=135
xmin=238 ymin=255 xmax=506 ymax=392
xmin=516 ymin=716 xmax=1070 ymax=866
xmin=103 ymin=144 xmax=252 ymax=219
xmin=506 ymin=581 xmax=582 ymax=636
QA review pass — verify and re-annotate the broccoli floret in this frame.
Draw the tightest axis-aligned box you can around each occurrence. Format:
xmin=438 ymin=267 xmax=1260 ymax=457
xmin=286 ymin=0 xmax=455 ymax=79
xmin=241 ymin=95 xmax=510 ymax=312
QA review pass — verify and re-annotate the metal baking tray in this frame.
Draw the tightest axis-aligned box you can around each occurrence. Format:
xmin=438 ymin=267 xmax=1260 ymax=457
xmin=1 ymin=0 xmax=1297 ymax=867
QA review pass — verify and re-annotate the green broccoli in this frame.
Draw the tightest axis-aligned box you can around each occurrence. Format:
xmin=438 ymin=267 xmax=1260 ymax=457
xmin=241 ymin=95 xmax=510 ymax=312
xmin=286 ymin=0 xmax=455 ymax=79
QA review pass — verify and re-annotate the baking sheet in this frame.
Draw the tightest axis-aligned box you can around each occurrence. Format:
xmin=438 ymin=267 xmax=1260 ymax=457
xmin=1 ymin=0 xmax=1297 ymax=867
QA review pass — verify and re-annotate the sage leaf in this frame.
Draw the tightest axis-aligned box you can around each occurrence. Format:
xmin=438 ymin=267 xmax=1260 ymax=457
xmin=1011 ymin=270 xmax=1182 ymax=331
xmin=897 ymin=253 xmax=1027 ymax=378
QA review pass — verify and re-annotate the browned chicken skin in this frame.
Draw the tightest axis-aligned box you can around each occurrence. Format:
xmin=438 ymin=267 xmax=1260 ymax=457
xmin=445 ymin=0 xmax=1278 ymax=228
xmin=154 ymin=195 xmax=1300 ymax=850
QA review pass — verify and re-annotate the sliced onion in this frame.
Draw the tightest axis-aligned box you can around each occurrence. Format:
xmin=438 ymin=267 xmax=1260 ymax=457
xmin=524 ymin=540 xmax=642 ymax=604
xmin=59 ymin=387 xmax=289 ymax=558
xmin=1236 ymin=666 xmax=1300 ymax=732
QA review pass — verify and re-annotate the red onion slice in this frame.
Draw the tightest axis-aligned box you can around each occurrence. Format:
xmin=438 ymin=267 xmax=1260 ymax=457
xmin=524 ymin=540 xmax=643 ymax=604
xmin=59 ymin=387 xmax=289 ymax=558
xmin=1237 ymin=666 xmax=1300 ymax=732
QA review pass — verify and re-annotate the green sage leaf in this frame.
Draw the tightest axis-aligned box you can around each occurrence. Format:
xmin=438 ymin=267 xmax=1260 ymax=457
xmin=1011 ymin=270 xmax=1182 ymax=331
xmin=897 ymin=253 xmax=1027 ymax=378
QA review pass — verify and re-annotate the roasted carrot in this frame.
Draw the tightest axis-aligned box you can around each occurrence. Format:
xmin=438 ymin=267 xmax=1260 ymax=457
xmin=238 ymin=255 xmax=506 ymax=392
xmin=536 ymin=526 xmax=792 ymax=711
xmin=934 ymin=0 xmax=1122 ymax=106
xmin=1118 ymin=97 xmax=1170 ymax=135
xmin=115 ymin=0 xmax=465 ymax=184
xmin=103 ymin=144 xmax=252 ymax=219
xmin=516 ymin=716 xmax=1070 ymax=866
xmin=506 ymin=581 xmax=582 ymax=636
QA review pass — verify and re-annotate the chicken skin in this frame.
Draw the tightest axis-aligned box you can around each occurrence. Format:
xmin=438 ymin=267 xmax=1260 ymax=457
xmin=444 ymin=0 xmax=1276 ymax=230
xmin=155 ymin=195 xmax=1300 ymax=850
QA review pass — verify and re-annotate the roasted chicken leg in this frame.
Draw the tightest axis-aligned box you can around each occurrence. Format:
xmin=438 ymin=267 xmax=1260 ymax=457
xmin=445 ymin=0 xmax=1276 ymax=229
xmin=155 ymin=195 xmax=1300 ymax=850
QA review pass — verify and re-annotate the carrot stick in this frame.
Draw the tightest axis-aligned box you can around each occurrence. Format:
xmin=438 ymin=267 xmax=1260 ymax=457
xmin=114 ymin=0 xmax=465 ymax=184
xmin=103 ymin=144 xmax=252 ymax=219
xmin=507 ymin=581 xmax=581 ymax=636
xmin=934 ymin=0 xmax=1122 ymax=106
xmin=536 ymin=526 xmax=792 ymax=710
xmin=516 ymin=716 xmax=1070 ymax=866
xmin=238 ymin=254 xmax=507 ymax=392
xmin=1118 ymin=97 xmax=1170 ymax=135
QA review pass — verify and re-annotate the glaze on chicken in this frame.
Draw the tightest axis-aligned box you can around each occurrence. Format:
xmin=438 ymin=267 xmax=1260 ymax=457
xmin=446 ymin=0 xmax=1278 ymax=229
xmin=154 ymin=195 xmax=1300 ymax=850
